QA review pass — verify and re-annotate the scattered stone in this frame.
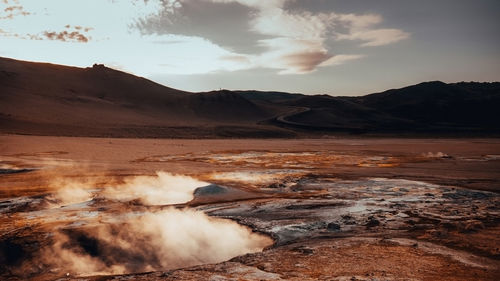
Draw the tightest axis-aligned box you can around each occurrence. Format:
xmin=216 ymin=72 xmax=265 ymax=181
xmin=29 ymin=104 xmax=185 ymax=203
xmin=460 ymin=220 xmax=485 ymax=233
xmin=442 ymin=189 xmax=492 ymax=200
xmin=0 ymin=168 xmax=35 ymax=175
xmin=291 ymin=246 xmax=314 ymax=255
xmin=194 ymin=184 xmax=228 ymax=196
xmin=342 ymin=215 xmax=357 ymax=225
xmin=365 ymin=216 xmax=380 ymax=228
xmin=327 ymin=222 xmax=341 ymax=231
xmin=440 ymin=222 xmax=457 ymax=230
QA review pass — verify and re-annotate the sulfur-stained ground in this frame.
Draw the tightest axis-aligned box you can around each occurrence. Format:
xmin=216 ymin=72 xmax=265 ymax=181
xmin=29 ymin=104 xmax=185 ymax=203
xmin=0 ymin=135 xmax=499 ymax=280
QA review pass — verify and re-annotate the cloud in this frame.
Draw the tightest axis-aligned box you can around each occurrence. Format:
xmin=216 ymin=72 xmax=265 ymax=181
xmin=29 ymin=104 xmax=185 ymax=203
xmin=41 ymin=23 xmax=92 ymax=43
xmin=0 ymin=2 xmax=29 ymax=19
xmin=0 ymin=1 xmax=93 ymax=43
xmin=134 ymin=0 xmax=266 ymax=53
xmin=256 ymin=37 xmax=338 ymax=74
xmin=4 ymin=5 xmax=21 ymax=12
xmin=134 ymin=0 xmax=405 ymax=74
xmin=280 ymin=52 xmax=330 ymax=73
xmin=344 ymin=29 xmax=410 ymax=47
xmin=205 ymin=0 xmax=342 ymax=73
xmin=210 ymin=0 xmax=286 ymax=9
xmin=320 ymin=54 xmax=365 ymax=67
xmin=43 ymin=30 xmax=89 ymax=43
xmin=236 ymin=1 xmax=371 ymax=73
xmin=336 ymin=13 xmax=410 ymax=47
xmin=0 ymin=0 xmax=408 ymax=76
xmin=67 ymin=25 xmax=93 ymax=32
xmin=220 ymin=54 xmax=252 ymax=64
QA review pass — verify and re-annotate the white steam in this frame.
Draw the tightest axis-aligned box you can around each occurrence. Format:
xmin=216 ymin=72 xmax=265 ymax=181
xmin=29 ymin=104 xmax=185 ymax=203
xmin=48 ymin=172 xmax=209 ymax=206
xmin=208 ymin=170 xmax=303 ymax=185
xmin=47 ymin=177 xmax=94 ymax=207
xmin=45 ymin=208 xmax=272 ymax=276
xmin=102 ymin=172 xmax=209 ymax=205
xmin=36 ymin=171 xmax=271 ymax=277
xmin=422 ymin=152 xmax=450 ymax=159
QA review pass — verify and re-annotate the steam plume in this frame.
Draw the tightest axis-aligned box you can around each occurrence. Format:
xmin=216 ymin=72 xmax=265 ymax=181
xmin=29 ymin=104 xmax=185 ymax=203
xmin=43 ymin=208 xmax=272 ymax=276
xmin=30 ymin=171 xmax=272 ymax=277
xmin=102 ymin=171 xmax=209 ymax=205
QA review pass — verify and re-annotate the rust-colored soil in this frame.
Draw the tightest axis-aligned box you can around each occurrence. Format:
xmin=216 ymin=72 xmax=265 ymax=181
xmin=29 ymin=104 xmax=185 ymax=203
xmin=0 ymin=135 xmax=499 ymax=280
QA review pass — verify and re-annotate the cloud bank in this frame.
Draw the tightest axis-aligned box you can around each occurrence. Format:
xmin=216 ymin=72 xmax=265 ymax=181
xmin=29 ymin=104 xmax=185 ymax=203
xmin=0 ymin=0 xmax=409 ymax=75
xmin=136 ymin=0 xmax=409 ymax=74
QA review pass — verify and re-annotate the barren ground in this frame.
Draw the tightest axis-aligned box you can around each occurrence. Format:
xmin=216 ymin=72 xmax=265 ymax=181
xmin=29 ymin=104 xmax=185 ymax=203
xmin=0 ymin=135 xmax=499 ymax=280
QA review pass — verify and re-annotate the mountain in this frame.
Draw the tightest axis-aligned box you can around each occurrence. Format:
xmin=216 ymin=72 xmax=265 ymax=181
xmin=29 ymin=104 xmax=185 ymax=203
xmin=0 ymin=57 xmax=287 ymax=138
xmin=1 ymin=57 xmax=499 ymax=137
xmin=358 ymin=81 xmax=500 ymax=129
xmin=267 ymin=81 xmax=500 ymax=134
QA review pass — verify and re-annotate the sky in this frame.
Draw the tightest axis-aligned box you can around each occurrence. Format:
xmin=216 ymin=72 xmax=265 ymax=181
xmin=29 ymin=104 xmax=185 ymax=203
xmin=1 ymin=0 xmax=499 ymax=96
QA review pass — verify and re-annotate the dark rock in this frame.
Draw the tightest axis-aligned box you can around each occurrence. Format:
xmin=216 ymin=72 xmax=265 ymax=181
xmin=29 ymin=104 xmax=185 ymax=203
xmin=342 ymin=215 xmax=357 ymax=225
xmin=326 ymin=222 xmax=341 ymax=231
xmin=194 ymin=184 xmax=228 ymax=196
xmin=291 ymin=246 xmax=314 ymax=255
xmin=442 ymin=190 xmax=492 ymax=200
xmin=0 ymin=168 xmax=35 ymax=175
xmin=459 ymin=220 xmax=485 ymax=233
xmin=365 ymin=216 xmax=380 ymax=228
xmin=0 ymin=240 xmax=26 ymax=266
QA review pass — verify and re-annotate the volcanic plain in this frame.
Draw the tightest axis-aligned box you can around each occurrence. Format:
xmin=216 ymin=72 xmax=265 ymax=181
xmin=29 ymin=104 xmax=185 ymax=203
xmin=1 ymin=135 xmax=499 ymax=280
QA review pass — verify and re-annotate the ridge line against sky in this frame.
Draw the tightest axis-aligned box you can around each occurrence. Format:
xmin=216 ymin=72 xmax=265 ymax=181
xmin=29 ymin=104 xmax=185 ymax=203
xmin=0 ymin=0 xmax=499 ymax=95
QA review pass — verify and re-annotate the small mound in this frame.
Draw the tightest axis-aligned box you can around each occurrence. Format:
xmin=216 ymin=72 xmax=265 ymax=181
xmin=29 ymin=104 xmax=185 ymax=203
xmin=194 ymin=184 xmax=229 ymax=197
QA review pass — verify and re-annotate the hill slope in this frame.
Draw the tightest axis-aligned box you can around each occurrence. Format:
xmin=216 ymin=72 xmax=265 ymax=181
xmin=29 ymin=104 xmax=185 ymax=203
xmin=1 ymin=57 xmax=499 ymax=137
xmin=262 ymin=81 xmax=500 ymax=134
xmin=359 ymin=81 xmax=500 ymax=128
xmin=0 ymin=57 xmax=285 ymax=137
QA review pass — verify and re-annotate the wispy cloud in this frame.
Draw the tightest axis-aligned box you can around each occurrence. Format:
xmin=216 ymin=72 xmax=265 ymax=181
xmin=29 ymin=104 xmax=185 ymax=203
xmin=320 ymin=54 xmax=366 ymax=67
xmin=0 ymin=0 xmax=408 ymax=76
xmin=43 ymin=30 xmax=89 ymax=43
xmin=138 ymin=0 xmax=408 ymax=74
xmin=246 ymin=2 xmax=341 ymax=74
xmin=336 ymin=13 xmax=410 ymax=47
xmin=42 ymin=25 xmax=91 ymax=43
xmin=0 ymin=0 xmax=29 ymax=19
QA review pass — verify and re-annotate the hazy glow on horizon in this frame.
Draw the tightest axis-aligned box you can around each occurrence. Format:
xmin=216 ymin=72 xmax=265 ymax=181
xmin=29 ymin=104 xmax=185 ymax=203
xmin=0 ymin=0 xmax=499 ymax=94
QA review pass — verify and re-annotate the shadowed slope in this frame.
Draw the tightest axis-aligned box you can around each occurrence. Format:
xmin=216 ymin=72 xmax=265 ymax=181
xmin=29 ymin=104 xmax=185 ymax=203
xmin=266 ymin=81 xmax=500 ymax=134
xmin=359 ymin=81 xmax=500 ymax=128
xmin=0 ymin=57 xmax=283 ymax=137
xmin=1 ymin=57 xmax=498 ymax=137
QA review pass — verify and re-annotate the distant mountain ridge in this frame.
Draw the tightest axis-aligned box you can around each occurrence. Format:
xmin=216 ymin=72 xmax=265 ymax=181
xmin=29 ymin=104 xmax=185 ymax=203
xmin=1 ymin=57 xmax=498 ymax=137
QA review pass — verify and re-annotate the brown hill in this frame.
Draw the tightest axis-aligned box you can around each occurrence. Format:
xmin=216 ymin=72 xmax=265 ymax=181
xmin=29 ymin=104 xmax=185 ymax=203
xmin=261 ymin=82 xmax=500 ymax=135
xmin=1 ymin=57 xmax=499 ymax=137
xmin=0 ymin=57 xmax=287 ymax=138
